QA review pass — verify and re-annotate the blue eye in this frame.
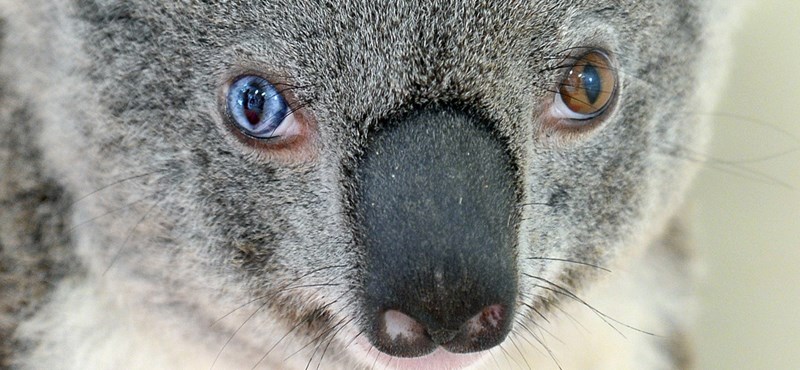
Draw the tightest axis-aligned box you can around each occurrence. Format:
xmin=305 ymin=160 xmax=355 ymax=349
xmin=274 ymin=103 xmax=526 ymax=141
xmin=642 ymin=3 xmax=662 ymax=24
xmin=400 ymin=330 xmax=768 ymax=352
xmin=227 ymin=76 xmax=296 ymax=139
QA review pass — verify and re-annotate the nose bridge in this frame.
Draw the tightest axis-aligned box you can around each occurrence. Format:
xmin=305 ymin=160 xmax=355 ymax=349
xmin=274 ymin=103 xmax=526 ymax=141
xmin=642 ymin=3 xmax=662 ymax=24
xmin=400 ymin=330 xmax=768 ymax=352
xmin=355 ymin=108 xmax=519 ymax=352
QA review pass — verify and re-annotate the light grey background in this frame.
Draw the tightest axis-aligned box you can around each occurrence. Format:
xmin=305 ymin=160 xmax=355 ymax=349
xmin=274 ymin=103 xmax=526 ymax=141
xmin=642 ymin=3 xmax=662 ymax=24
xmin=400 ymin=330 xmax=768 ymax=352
xmin=691 ymin=1 xmax=800 ymax=369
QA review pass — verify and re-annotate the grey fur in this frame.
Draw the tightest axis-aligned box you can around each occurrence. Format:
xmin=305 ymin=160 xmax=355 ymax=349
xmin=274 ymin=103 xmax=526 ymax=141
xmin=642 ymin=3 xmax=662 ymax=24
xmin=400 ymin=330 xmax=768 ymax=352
xmin=0 ymin=1 xmax=737 ymax=369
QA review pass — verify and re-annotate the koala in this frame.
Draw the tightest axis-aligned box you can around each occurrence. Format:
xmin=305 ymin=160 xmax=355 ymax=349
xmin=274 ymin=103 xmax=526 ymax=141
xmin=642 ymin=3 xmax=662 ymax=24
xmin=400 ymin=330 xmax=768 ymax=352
xmin=0 ymin=1 xmax=740 ymax=369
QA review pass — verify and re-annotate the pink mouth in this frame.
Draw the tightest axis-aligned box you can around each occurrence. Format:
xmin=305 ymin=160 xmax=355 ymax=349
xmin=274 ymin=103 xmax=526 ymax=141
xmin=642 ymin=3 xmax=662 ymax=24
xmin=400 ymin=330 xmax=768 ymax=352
xmin=355 ymin=339 xmax=486 ymax=370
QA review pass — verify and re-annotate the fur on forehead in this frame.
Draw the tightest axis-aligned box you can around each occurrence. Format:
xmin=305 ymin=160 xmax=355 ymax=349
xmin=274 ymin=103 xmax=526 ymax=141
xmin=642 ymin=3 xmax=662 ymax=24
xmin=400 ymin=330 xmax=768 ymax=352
xmin=70 ymin=0 xmax=702 ymax=117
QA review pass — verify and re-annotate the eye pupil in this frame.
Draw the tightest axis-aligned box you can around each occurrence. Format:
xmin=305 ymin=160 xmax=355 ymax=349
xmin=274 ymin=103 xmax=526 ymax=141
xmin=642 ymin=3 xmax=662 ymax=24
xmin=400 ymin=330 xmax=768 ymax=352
xmin=581 ymin=64 xmax=601 ymax=105
xmin=242 ymin=86 xmax=266 ymax=125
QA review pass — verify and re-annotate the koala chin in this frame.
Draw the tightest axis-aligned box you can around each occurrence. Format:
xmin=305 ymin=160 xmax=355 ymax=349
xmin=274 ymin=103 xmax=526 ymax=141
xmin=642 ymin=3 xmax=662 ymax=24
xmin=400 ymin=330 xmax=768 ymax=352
xmin=0 ymin=1 xmax=740 ymax=369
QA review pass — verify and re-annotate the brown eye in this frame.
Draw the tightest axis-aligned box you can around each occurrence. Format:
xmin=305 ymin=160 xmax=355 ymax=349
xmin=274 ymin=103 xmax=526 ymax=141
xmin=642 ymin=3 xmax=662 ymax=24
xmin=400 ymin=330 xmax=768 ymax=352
xmin=555 ymin=51 xmax=616 ymax=119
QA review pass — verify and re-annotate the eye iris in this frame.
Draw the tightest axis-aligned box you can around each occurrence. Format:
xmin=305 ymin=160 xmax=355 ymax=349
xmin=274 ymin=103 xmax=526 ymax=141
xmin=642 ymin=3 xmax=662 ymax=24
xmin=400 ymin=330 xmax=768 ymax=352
xmin=558 ymin=51 xmax=616 ymax=118
xmin=228 ymin=76 xmax=289 ymax=138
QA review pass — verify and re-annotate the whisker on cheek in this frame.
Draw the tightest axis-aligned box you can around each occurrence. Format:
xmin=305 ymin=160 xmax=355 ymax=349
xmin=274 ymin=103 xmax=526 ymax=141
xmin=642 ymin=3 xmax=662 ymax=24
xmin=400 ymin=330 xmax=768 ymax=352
xmin=102 ymin=196 xmax=164 ymax=276
xmin=654 ymin=142 xmax=796 ymax=189
xmin=69 ymin=169 xmax=168 ymax=207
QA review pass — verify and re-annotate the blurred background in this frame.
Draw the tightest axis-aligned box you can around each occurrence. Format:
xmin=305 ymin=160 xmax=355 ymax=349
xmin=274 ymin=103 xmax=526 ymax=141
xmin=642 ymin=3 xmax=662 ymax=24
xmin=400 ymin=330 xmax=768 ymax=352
xmin=691 ymin=1 xmax=800 ymax=369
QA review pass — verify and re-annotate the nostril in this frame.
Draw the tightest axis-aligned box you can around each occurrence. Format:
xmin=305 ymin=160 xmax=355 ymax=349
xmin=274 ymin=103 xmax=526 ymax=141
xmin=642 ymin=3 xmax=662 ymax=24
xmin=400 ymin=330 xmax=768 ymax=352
xmin=375 ymin=309 xmax=436 ymax=357
xmin=468 ymin=304 xmax=505 ymax=334
xmin=442 ymin=304 xmax=510 ymax=354
xmin=383 ymin=309 xmax=426 ymax=343
xmin=373 ymin=304 xmax=511 ymax=357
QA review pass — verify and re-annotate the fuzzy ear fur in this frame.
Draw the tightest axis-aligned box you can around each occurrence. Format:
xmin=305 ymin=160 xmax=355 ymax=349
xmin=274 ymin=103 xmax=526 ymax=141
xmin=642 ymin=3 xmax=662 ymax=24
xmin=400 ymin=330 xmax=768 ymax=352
xmin=1 ymin=1 xmax=742 ymax=369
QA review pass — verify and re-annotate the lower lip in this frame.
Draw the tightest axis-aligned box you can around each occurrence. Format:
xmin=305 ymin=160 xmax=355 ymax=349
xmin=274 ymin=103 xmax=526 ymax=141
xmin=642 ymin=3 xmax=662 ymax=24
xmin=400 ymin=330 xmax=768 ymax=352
xmin=354 ymin=339 xmax=485 ymax=370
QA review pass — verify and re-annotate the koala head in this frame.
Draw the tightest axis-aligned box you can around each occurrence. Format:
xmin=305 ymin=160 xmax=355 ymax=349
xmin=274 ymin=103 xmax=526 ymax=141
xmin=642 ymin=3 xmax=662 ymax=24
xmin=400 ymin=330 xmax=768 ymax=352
xmin=17 ymin=0 xmax=731 ymax=368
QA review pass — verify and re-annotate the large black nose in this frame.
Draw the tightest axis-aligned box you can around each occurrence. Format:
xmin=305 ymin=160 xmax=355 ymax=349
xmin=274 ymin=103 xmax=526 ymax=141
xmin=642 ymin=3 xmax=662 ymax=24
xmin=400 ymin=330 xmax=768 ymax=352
xmin=355 ymin=108 xmax=518 ymax=357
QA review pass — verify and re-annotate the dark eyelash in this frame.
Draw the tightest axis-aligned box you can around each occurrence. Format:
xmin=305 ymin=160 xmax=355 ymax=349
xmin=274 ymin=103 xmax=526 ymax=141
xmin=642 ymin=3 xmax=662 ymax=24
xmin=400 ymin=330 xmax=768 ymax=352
xmin=539 ymin=52 xmax=659 ymax=92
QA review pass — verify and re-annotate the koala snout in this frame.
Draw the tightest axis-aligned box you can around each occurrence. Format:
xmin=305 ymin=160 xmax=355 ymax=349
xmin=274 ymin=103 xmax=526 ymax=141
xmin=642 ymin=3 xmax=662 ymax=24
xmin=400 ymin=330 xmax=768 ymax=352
xmin=355 ymin=108 xmax=519 ymax=357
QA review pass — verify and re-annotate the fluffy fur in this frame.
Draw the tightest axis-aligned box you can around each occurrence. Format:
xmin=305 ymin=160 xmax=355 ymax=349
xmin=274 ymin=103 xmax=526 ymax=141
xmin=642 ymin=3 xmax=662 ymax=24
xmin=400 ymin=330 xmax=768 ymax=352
xmin=0 ymin=1 xmax=738 ymax=369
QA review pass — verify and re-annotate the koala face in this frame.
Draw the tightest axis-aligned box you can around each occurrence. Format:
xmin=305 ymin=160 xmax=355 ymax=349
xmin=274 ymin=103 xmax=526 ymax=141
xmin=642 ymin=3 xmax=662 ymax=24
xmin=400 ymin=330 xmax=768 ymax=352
xmin=15 ymin=0 xmax=724 ymax=368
